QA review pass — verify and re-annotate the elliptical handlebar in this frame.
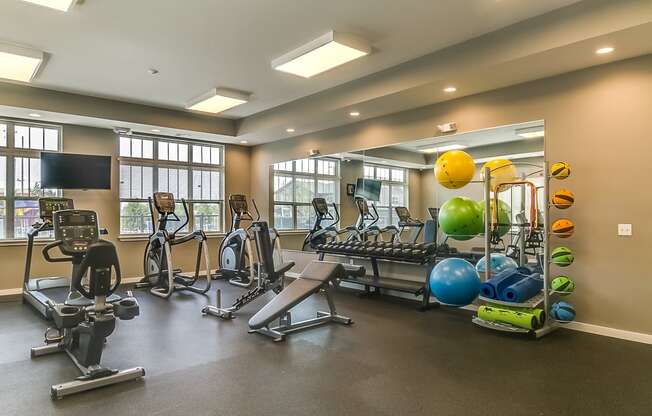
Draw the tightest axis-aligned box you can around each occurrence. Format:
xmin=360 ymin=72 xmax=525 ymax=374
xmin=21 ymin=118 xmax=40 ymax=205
xmin=251 ymin=199 xmax=261 ymax=221
xmin=170 ymin=199 xmax=191 ymax=237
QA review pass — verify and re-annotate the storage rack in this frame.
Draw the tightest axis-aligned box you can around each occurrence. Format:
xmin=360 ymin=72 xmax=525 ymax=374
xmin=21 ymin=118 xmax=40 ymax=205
xmin=317 ymin=245 xmax=483 ymax=311
xmin=472 ymin=161 xmax=561 ymax=338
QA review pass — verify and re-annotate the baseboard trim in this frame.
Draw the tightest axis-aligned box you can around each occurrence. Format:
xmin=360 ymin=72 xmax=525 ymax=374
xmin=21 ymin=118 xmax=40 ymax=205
xmin=0 ymin=288 xmax=22 ymax=302
xmin=563 ymin=321 xmax=652 ymax=345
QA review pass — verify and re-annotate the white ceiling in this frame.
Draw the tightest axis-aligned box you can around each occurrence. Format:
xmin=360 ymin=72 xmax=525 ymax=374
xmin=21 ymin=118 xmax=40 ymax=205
xmin=0 ymin=0 xmax=580 ymax=118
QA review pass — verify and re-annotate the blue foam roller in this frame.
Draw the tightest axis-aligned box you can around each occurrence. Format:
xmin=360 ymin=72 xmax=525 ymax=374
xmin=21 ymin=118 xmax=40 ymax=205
xmin=479 ymin=269 xmax=525 ymax=300
xmin=501 ymin=274 xmax=544 ymax=303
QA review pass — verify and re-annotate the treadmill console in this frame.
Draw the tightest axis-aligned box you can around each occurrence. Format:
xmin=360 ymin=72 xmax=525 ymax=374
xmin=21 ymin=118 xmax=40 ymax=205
xmin=313 ymin=198 xmax=329 ymax=216
xmin=153 ymin=192 xmax=176 ymax=214
xmin=39 ymin=197 xmax=74 ymax=222
xmin=53 ymin=210 xmax=99 ymax=255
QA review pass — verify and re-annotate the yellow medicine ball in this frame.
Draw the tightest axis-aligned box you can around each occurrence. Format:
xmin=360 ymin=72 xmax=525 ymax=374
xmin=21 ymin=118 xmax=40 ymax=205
xmin=480 ymin=159 xmax=517 ymax=192
xmin=550 ymin=161 xmax=571 ymax=180
xmin=434 ymin=150 xmax=475 ymax=189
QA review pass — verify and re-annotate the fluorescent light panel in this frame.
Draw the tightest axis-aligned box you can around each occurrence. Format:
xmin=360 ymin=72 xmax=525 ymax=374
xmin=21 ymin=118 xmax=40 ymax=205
xmin=0 ymin=42 xmax=44 ymax=82
xmin=20 ymin=0 xmax=76 ymax=11
xmin=420 ymin=144 xmax=467 ymax=154
xmin=516 ymin=126 xmax=545 ymax=139
xmin=186 ymin=88 xmax=249 ymax=114
xmin=272 ymin=31 xmax=370 ymax=78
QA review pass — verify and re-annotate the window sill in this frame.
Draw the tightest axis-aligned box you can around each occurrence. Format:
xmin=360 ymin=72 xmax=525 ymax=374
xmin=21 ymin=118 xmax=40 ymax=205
xmin=277 ymin=230 xmax=310 ymax=236
xmin=118 ymin=232 xmax=226 ymax=242
xmin=0 ymin=239 xmax=54 ymax=247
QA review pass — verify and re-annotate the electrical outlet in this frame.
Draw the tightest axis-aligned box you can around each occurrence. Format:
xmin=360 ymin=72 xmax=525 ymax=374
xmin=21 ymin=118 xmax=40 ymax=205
xmin=618 ymin=224 xmax=632 ymax=236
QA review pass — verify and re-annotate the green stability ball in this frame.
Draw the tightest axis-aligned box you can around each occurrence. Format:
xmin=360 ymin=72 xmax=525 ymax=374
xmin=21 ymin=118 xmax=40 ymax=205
xmin=477 ymin=199 xmax=512 ymax=237
xmin=439 ymin=197 xmax=483 ymax=241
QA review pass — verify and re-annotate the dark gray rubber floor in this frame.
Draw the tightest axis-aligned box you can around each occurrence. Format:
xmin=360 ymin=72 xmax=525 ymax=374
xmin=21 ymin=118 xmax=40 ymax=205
xmin=1 ymin=281 xmax=651 ymax=416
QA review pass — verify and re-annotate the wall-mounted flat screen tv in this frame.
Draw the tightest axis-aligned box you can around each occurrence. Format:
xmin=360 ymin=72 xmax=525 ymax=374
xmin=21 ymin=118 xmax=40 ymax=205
xmin=354 ymin=178 xmax=382 ymax=202
xmin=41 ymin=152 xmax=111 ymax=190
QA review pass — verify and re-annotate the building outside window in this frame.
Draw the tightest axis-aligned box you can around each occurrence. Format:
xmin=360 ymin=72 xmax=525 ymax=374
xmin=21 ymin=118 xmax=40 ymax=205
xmin=118 ymin=136 xmax=224 ymax=235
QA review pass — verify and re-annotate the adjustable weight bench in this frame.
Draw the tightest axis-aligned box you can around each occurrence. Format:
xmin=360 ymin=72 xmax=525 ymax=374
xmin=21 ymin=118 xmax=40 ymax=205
xmin=248 ymin=260 xmax=355 ymax=342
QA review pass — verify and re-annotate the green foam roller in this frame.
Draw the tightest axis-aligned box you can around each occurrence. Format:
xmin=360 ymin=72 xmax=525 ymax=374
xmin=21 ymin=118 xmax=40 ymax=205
xmin=478 ymin=305 xmax=537 ymax=330
xmin=499 ymin=306 xmax=546 ymax=327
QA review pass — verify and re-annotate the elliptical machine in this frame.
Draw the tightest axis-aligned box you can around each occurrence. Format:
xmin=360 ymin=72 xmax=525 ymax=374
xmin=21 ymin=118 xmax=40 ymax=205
xmin=353 ymin=197 xmax=399 ymax=242
xmin=302 ymin=197 xmax=358 ymax=250
xmin=216 ymin=194 xmax=260 ymax=287
xmin=31 ymin=209 xmax=144 ymax=400
xmin=138 ymin=192 xmax=211 ymax=299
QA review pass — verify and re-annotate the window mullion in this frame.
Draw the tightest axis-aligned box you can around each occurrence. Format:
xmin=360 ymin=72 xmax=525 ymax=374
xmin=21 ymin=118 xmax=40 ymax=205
xmin=6 ymin=154 xmax=15 ymax=239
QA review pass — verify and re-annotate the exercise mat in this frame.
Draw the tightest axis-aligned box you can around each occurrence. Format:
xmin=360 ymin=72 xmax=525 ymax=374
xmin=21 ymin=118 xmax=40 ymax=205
xmin=479 ymin=269 xmax=524 ymax=299
xmin=500 ymin=274 xmax=543 ymax=303
xmin=477 ymin=305 xmax=538 ymax=330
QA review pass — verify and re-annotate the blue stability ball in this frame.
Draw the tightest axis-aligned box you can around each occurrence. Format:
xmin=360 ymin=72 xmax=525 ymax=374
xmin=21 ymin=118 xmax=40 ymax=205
xmin=476 ymin=253 xmax=518 ymax=274
xmin=551 ymin=301 xmax=576 ymax=322
xmin=429 ymin=258 xmax=481 ymax=307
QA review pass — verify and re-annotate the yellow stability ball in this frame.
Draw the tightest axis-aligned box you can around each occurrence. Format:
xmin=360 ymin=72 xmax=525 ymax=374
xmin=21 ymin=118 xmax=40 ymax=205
xmin=434 ymin=150 xmax=475 ymax=189
xmin=481 ymin=159 xmax=517 ymax=192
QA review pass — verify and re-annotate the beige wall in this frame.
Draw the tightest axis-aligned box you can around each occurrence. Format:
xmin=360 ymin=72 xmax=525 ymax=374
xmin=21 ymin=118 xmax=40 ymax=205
xmin=0 ymin=124 xmax=250 ymax=291
xmin=251 ymin=54 xmax=652 ymax=334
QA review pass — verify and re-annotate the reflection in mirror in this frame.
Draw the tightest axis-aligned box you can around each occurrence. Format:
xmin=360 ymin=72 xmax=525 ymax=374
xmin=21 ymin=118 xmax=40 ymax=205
xmin=270 ymin=120 xmax=544 ymax=252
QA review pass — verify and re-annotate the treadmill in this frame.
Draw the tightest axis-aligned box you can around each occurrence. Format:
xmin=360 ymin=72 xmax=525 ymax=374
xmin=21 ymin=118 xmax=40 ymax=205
xmin=394 ymin=206 xmax=424 ymax=243
xmin=22 ymin=197 xmax=119 ymax=319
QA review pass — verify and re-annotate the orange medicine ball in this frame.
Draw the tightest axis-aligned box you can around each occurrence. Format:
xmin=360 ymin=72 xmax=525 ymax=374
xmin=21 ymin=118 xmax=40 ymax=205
xmin=551 ymin=218 xmax=575 ymax=238
xmin=552 ymin=189 xmax=575 ymax=209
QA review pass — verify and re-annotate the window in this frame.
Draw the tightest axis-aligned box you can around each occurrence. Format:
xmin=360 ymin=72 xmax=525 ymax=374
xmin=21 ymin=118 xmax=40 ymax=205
xmin=272 ymin=158 xmax=339 ymax=230
xmin=0 ymin=120 xmax=62 ymax=240
xmin=118 ymin=135 xmax=224 ymax=235
xmin=363 ymin=164 xmax=408 ymax=228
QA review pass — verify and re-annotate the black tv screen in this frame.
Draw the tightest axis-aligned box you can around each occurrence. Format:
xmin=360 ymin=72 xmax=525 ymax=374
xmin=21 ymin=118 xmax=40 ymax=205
xmin=354 ymin=178 xmax=382 ymax=202
xmin=41 ymin=152 xmax=111 ymax=190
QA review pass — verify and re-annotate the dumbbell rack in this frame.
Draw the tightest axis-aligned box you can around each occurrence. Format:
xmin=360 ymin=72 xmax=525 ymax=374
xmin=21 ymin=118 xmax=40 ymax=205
xmin=316 ymin=242 xmax=443 ymax=311
xmin=471 ymin=162 xmax=560 ymax=338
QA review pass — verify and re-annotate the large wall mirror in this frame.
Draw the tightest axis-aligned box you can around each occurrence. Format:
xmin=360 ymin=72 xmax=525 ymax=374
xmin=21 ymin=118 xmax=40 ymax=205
xmin=269 ymin=120 xmax=544 ymax=252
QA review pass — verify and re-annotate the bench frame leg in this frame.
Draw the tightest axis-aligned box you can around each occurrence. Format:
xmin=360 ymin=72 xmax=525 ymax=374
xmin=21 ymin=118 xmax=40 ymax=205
xmin=249 ymin=287 xmax=352 ymax=342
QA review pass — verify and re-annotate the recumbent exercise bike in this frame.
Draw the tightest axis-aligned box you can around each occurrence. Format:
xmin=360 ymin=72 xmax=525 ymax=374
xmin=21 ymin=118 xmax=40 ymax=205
xmin=30 ymin=209 xmax=144 ymax=400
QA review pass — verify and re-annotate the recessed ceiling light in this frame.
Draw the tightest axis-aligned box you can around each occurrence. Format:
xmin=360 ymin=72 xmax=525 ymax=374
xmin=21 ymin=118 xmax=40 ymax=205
xmin=516 ymin=127 xmax=545 ymax=139
xmin=0 ymin=42 xmax=44 ymax=82
xmin=151 ymin=129 xmax=161 ymax=133
xmin=286 ymin=128 xmax=296 ymax=133
xmin=596 ymin=46 xmax=614 ymax=55
xmin=19 ymin=0 xmax=76 ymax=11
xmin=28 ymin=113 xmax=41 ymax=117
xmin=443 ymin=86 xmax=457 ymax=93
xmin=240 ymin=140 xmax=248 ymax=144
xmin=349 ymin=111 xmax=361 ymax=117
xmin=272 ymin=31 xmax=371 ymax=78
xmin=186 ymin=88 xmax=250 ymax=114
xmin=419 ymin=144 xmax=467 ymax=153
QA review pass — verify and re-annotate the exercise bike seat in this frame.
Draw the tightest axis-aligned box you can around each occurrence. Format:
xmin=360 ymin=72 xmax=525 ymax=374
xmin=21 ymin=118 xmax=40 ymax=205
xmin=248 ymin=261 xmax=343 ymax=330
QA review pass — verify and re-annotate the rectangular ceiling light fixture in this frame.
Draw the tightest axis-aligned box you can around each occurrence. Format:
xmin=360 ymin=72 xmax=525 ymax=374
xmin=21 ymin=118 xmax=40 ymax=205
xmin=516 ymin=126 xmax=545 ymax=139
xmin=272 ymin=31 xmax=371 ymax=78
xmin=20 ymin=0 xmax=77 ymax=11
xmin=0 ymin=42 xmax=44 ymax=82
xmin=419 ymin=144 xmax=467 ymax=154
xmin=186 ymin=88 xmax=250 ymax=114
